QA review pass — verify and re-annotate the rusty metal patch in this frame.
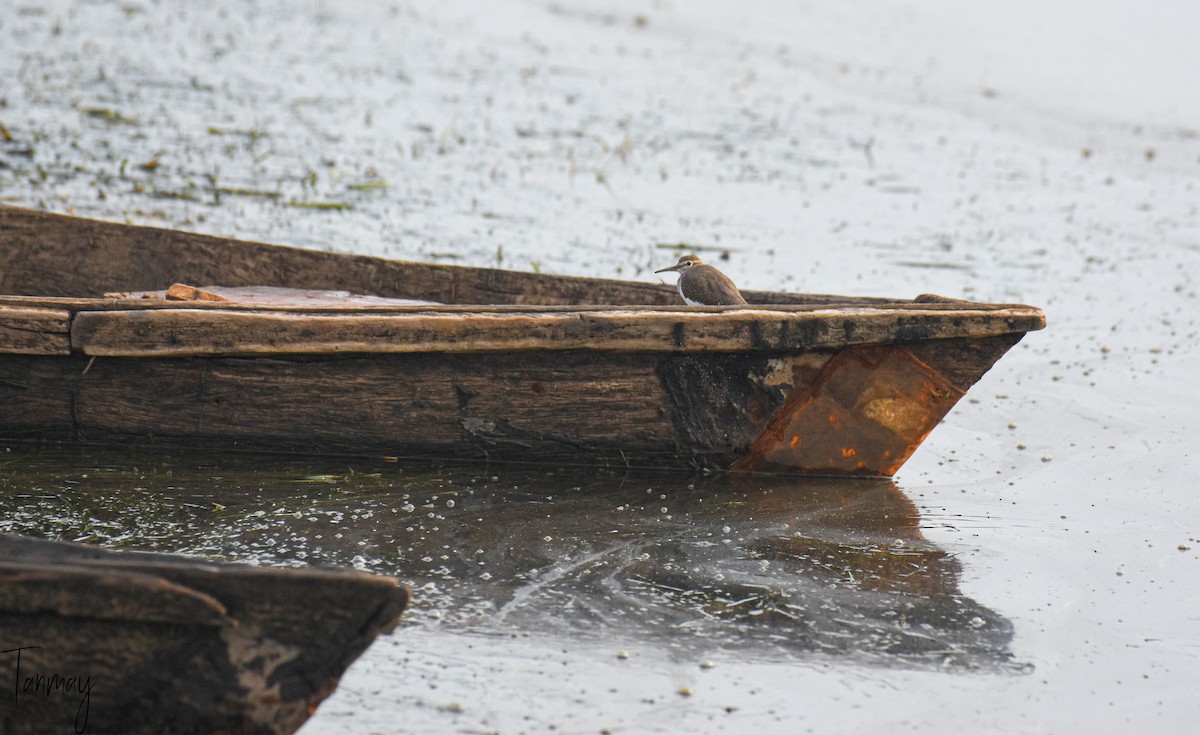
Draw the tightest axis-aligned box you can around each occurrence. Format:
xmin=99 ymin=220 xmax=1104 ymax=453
xmin=733 ymin=345 xmax=964 ymax=476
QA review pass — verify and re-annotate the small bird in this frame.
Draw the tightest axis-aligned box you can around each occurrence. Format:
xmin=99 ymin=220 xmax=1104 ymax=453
xmin=654 ymin=254 xmax=748 ymax=306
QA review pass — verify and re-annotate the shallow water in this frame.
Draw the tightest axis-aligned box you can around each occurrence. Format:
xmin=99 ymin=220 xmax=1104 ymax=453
xmin=2 ymin=0 xmax=1199 ymax=732
xmin=0 ymin=447 xmax=1020 ymax=672
xmin=0 ymin=446 xmax=1026 ymax=729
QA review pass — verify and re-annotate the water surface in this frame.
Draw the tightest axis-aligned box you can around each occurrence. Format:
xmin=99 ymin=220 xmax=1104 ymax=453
xmin=1 ymin=446 xmax=1021 ymax=669
xmin=0 ymin=445 xmax=1027 ymax=730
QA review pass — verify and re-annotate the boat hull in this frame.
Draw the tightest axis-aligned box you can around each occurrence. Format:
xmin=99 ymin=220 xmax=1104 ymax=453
xmin=0 ymin=333 xmax=1021 ymax=475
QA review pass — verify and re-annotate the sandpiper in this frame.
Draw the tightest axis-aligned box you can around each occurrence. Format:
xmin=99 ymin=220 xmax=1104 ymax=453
xmin=654 ymin=254 xmax=748 ymax=306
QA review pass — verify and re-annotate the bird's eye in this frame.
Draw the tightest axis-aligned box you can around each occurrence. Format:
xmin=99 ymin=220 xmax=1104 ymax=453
xmin=684 ymin=260 xmax=693 ymax=266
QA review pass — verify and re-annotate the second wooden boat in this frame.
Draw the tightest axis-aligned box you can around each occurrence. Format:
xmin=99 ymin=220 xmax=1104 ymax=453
xmin=0 ymin=533 xmax=409 ymax=735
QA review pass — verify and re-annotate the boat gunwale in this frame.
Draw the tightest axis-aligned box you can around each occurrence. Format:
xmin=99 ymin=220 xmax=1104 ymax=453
xmin=0 ymin=293 xmax=1046 ymax=318
xmin=3 ymin=293 xmax=1046 ymax=357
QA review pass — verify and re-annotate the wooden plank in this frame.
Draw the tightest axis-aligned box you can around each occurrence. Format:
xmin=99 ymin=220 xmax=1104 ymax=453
xmin=4 ymin=350 xmax=785 ymax=466
xmin=69 ymin=352 xmax=684 ymax=461
xmin=0 ymin=305 xmax=70 ymax=355
xmin=72 ymin=306 xmax=1045 ymax=357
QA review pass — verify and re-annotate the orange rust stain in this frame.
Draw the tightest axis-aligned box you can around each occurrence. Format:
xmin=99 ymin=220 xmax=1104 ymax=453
xmin=732 ymin=341 xmax=1003 ymax=476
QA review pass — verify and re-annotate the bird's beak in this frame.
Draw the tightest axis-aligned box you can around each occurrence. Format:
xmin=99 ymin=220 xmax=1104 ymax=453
xmin=654 ymin=265 xmax=679 ymax=273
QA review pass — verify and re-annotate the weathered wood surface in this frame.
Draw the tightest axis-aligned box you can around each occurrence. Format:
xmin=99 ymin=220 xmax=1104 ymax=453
xmin=0 ymin=334 xmax=1022 ymax=474
xmin=69 ymin=305 xmax=1045 ymax=357
xmin=0 ymin=356 xmax=77 ymax=438
xmin=0 ymin=356 xmax=77 ymax=439
xmin=0 ymin=306 xmax=70 ymax=355
xmin=68 ymin=351 xmax=682 ymax=460
xmin=0 ymin=534 xmax=409 ymax=735
xmin=0 ymin=205 xmax=884 ymax=306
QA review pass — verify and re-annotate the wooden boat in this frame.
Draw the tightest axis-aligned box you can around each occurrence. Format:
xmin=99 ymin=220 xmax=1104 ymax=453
xmin=0 ymin=533 xmax=409 ymax=734
xmin=0 ymin=206 xmax=1045 ymax=475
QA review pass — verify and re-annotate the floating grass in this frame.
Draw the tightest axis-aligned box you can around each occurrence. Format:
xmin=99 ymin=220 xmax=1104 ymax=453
xmin=286 ymin=199 xmax=353 ymax=211
xmin=654 ymin=242 xmax=739 ymax=252
xmin=206 ymin=126 xmax=268 ymax=142
xmin=131 ymin=183 xmax=203 ymax=202
xmin=214 ymin=187 xmax=282 ymax=199
xmin=348 ymin=179 xmax=390 ymax=191
xmin=297 ymin=474 xmax=345 ymax=484
xmin=81 ymin=106 xmax=138 ymax=125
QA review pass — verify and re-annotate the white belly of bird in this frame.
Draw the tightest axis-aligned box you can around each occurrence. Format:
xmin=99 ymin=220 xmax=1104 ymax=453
xmin=678 ymin=283 xmax=704 ymax=306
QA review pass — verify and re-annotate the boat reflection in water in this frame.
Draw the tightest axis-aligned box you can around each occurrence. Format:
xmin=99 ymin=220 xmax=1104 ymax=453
xmin=0 ymin=447 xmax=1023 ymax=673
